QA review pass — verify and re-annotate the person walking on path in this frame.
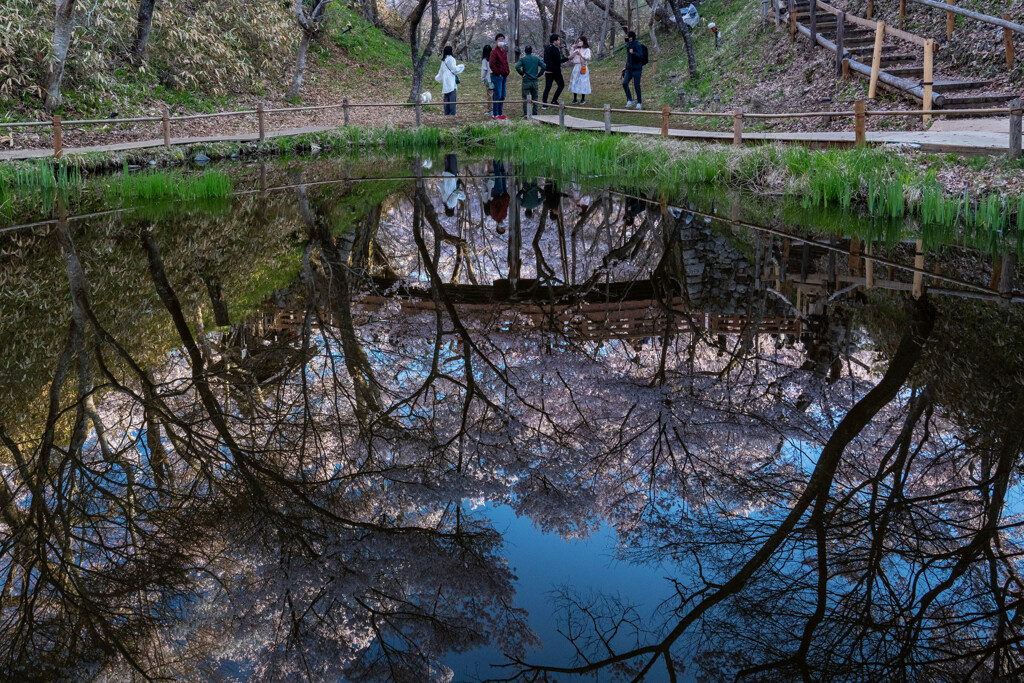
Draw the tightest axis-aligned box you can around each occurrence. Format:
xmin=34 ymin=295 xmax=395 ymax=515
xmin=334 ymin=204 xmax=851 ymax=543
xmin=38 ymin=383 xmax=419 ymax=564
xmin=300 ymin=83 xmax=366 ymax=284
xmin=515 ymin=46 xmax=546 ymax=118
xmin=622 ymin=30 xmax=644 ymax=110
xmin=568 ymin=36 xmax=592 ymax=105
xmin=542 ymin=34 xmax=568 ymax=109
xmin=489 ymin=34 xmax=510 ymax=120
xmin=435 ymin=46 xmax=466 ymax=116
xmin=481 ymin=45 xmax=494 ymax=113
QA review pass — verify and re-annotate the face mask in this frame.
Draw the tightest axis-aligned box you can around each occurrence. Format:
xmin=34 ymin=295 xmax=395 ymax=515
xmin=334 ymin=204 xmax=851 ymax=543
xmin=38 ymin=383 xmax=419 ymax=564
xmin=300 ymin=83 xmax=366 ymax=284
xmin=498 ymin=41 xmax=506 ymax=47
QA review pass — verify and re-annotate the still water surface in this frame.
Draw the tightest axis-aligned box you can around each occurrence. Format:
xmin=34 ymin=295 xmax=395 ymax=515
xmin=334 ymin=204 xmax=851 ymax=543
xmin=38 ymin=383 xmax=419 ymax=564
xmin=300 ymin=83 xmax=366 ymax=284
xmin=1 ymin=154 xmax=1023 ymax=682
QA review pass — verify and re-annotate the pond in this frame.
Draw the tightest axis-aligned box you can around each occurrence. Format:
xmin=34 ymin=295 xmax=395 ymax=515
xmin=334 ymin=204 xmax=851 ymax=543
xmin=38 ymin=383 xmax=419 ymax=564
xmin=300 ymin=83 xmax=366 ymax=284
xmin=2 ymin=152 xmax=1024 ymax=682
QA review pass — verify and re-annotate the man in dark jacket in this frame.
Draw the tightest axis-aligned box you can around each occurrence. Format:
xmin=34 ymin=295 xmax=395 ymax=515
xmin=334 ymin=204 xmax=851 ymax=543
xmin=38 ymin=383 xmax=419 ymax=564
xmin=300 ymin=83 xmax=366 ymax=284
xmin=542 ymin=34 xmax=568 ymax=108
xmin=488 ymin=33 xmax=510 ymax=119
xmin=622 ymin=30 xmax=643 ymax=110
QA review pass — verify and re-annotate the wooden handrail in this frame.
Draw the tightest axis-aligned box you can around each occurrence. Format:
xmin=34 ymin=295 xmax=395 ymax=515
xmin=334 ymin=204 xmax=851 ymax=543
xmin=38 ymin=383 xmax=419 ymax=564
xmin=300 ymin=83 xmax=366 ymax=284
xmin=905 ymin=0 xmax=1024 ymax=34
xmin=815 ymin=0 xmax=929 ymax=46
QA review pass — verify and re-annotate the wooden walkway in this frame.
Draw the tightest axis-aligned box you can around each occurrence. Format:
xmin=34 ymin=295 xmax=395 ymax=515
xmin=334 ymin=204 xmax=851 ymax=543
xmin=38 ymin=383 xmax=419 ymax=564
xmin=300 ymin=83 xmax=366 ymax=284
xmin=0 ymin=116 xmax=1012 ymax=161
xmin=535 ymin=113 xmax=1012 ymax=154
xmin=0 ymin=125 xmax=339 ymax=162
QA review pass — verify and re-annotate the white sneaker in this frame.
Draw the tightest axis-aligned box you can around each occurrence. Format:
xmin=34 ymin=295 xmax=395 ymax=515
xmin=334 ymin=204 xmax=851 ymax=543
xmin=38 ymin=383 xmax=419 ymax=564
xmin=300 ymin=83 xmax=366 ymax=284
xmin=635 ymin=102 xmax=643 ymax=110
xmin=626 ymin=100 xmax=635 ymax=107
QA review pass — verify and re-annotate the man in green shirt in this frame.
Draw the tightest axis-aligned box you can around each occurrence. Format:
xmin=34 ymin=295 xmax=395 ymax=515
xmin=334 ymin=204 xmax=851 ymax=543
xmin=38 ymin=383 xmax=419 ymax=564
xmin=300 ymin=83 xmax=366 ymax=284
xmin=515 ymin=46 xmax=546 ymax=118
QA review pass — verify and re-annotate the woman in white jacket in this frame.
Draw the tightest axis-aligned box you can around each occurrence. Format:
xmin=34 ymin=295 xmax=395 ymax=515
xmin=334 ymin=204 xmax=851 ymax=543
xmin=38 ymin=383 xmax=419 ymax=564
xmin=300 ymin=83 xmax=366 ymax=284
xmin=435 ymin=46 xmax=466 ymax=116
xmin=568 ymin=36 xmax=592 ymax=105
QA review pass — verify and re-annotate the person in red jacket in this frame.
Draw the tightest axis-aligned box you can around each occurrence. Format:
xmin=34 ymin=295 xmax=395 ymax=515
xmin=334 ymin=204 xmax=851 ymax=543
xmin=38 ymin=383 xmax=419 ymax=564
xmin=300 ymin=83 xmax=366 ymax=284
xmin=488 ymin=33 xmax=510 ymax=120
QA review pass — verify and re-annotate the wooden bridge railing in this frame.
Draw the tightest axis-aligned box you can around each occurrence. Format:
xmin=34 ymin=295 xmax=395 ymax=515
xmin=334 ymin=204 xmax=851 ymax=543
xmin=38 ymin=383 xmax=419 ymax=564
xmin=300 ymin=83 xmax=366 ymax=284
xmin=0 ymin=93 xmax=1020 ymax=160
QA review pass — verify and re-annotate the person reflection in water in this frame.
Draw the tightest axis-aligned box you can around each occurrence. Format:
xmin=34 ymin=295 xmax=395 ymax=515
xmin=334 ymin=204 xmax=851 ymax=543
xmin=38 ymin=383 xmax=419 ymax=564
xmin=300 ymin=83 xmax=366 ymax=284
xmin=518 ymin=178 xmax=543 ymax=220
xmin=542 ymin=178 xmax=563 ymax=219
xmin=485 ymin=159 xmax=509 ymax=233
xmin=624 ymin=195 xmax=647 ymax=226
xmin=440 ymin=153 xmax=465 ymax=217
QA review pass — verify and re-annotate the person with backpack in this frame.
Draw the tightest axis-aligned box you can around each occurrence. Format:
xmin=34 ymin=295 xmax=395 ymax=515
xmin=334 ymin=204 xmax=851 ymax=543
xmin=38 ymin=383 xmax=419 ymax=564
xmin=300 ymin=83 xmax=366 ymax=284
xmin=621 ymin=30 xmax=647 ymax=110
xmin=434 ymin=45 xmax=466 ymax=115
xmin=542 ymin=34 xmax=568 ymax=109
xmin=514 ymin=45 xmax=546 ymax=118
xmin=488 ymin=34 xmax=510 ymax=120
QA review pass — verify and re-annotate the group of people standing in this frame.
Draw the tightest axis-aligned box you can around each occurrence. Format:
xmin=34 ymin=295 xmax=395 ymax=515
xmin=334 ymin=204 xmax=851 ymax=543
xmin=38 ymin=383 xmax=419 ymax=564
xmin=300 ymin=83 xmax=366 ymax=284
xmin=436 ymin=29 xmax=643 ymax=118
xmin=482 ymin=33 xmax=592 ymax=118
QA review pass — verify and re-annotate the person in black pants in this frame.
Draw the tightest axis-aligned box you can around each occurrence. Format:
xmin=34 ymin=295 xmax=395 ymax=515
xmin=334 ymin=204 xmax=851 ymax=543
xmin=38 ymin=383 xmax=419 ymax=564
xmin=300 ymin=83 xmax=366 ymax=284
xmin=622 ymin=30 xmax=643 ymax=109
xmin=542 ymin=34 xmax=568 ymax=109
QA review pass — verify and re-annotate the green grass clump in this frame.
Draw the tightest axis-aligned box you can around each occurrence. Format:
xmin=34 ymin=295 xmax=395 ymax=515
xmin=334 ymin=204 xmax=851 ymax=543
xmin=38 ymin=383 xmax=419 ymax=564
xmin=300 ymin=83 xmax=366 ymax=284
xmin=106 ymin=168 xmax=233 ymax=203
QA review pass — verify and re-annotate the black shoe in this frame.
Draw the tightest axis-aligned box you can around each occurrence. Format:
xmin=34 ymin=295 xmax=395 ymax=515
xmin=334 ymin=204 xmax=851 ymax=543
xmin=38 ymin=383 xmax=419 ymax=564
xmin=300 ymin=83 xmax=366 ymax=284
xmin=580 ymin=99 xmax=586 ymax=105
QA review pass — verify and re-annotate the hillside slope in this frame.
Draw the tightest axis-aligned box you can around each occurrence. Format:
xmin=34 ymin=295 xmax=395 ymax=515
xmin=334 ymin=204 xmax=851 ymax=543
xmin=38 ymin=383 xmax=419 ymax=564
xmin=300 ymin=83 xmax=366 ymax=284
xmin=578 ymin=0 xmax=1020 ymax=130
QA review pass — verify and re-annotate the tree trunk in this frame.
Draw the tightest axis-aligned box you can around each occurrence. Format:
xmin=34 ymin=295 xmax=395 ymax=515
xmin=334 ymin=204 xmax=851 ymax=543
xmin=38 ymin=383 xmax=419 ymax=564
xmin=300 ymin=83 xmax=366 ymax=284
xmin=130 ymin=0 xmax=158 ymax=64
xmin=287 ymin=30 xmax=312 ymax=99
xmin=681 ymin=23 xmax=698 ymax=78
xmin=361 ymin=0 xmax=380 ymax=26
xmin=44 ymin=0 xmax=77 ymax=112
xmin=408 ymin=0 xmax=440 ymax=102
xmin=587 ymin=0 xmax=629 ymax=34
xmin=552 ymin=0 xmax=564 ymax=35
xmin=647 ymin=0 xmax=660 ymax=52
xmin=508 ymin=0 xmax=521 ymax=58
xmin=538 ymin=0 xmax=550 ymax=44
xmin=598 ymin=0 xmax=612 ymax=57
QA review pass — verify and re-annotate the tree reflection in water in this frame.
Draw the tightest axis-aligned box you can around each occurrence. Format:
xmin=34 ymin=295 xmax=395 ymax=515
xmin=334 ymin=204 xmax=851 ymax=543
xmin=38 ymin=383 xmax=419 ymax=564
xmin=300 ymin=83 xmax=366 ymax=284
xmin=1 ymin=157 xmax=1023 ymax=682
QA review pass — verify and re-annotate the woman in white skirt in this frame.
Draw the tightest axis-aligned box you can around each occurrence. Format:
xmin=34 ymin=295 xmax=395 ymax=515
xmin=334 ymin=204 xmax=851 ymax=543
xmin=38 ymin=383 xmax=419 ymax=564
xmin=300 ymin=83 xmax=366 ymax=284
xmin=568 ymin=36 xmax=592 ymax=105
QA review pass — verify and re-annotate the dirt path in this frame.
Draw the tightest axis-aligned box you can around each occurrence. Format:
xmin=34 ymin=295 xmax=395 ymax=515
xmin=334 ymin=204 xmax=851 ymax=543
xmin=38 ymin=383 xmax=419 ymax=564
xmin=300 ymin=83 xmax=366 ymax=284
xmin=536 ymin=114 xmax=1016 ymax=155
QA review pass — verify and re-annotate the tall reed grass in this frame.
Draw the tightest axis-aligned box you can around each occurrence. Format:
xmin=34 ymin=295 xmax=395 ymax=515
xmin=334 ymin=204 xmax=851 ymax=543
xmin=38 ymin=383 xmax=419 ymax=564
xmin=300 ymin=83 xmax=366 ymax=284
xmin=106 ymin=167 xmax=233 ymax=203
xmin=0 ymin=159 xmax=84 ymax=210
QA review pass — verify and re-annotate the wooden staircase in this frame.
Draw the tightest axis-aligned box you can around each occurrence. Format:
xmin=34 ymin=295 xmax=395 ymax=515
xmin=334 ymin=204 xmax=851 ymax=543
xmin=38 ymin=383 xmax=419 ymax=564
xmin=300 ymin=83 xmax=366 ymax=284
xmin=785 ymin=0 xmax=1018 ymax=114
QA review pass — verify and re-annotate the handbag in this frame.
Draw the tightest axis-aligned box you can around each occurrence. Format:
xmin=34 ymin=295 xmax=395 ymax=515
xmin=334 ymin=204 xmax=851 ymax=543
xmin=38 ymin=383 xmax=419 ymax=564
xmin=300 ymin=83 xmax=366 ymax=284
xmin=580 ymin=64 xmax=587 ymax=75
xmin=445 ymin=59 xmax=460 ymax=84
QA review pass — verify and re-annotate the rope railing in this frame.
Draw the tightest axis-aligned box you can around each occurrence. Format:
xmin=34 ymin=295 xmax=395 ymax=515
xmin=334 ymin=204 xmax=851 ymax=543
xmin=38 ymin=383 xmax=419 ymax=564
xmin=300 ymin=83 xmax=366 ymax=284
xmin=1 ymin=93 xmax=1020 ymax=160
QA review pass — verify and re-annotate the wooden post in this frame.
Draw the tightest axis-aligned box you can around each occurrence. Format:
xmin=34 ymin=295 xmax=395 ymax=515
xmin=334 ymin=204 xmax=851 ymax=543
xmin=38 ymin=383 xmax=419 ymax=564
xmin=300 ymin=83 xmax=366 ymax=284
xmin=604 ymin=103 xmax=611 ymax=134
xmin=922 ymin=39 xmax=934 ymax=126
xmin=259 ymin=162 xmax=267 ymax=198
xmin=162 ymin=106 xmax=170 ymax=148
xmin=1004 ymin=15 xmax=1015 ymax=69
xmin=653 ymin=56 xmax=658 ymax=74
xmin=868 ymin=21 xmax=885 ymax=100
xmin=527 ymin=95 xmax=534 ymax=121
xmin=855 ymin=99 xmax=866 ymax=145
xmin=898 ymin=0 xmax=906 ymax=28
xmin=789 ymin=0 xmax=796 ymax=42
xmin=1009 ymin=98 xmax=1022 ymax=160
xmin=867 ymin=0 xmax=874 ymax=19
xmin=559 ymin=101 xmax=566 ymax=129
xmin=836 ymin=12 xmax=846 ymax=77
xmin=257 ymin=103 xmax=266 ymax=143
xmin=343 ymin=97 xmax=350 ymax=126
xmin=733 ymin=107 xmax=744 ymax=146
xmin=661 ymin=105 xmax=669 ymax=137
xmin=865 ymin=242 xmax=875 ymax=288
xmin=842 ymin=58 xmax=850 ymax=81
xmin=52 ymin=115 xmax=62 ymax=159
xmin=415 ymin=102 xmax=422 ymax=127
xmin=946 ymin=0 xmax=955 ymax=40
xmin=809 ymin=0 xmax=817 ymax=51
xmin=912 ymin=239 xmax=925 ymax=298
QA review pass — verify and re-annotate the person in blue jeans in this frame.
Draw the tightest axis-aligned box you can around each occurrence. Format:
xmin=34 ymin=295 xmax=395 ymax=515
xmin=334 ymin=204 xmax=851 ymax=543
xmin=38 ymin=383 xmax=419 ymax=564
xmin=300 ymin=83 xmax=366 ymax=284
xmin=621 ymin=30 xmax=643 ymax=110
xmin=488 ymin=33 xmax=510 ymax=119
